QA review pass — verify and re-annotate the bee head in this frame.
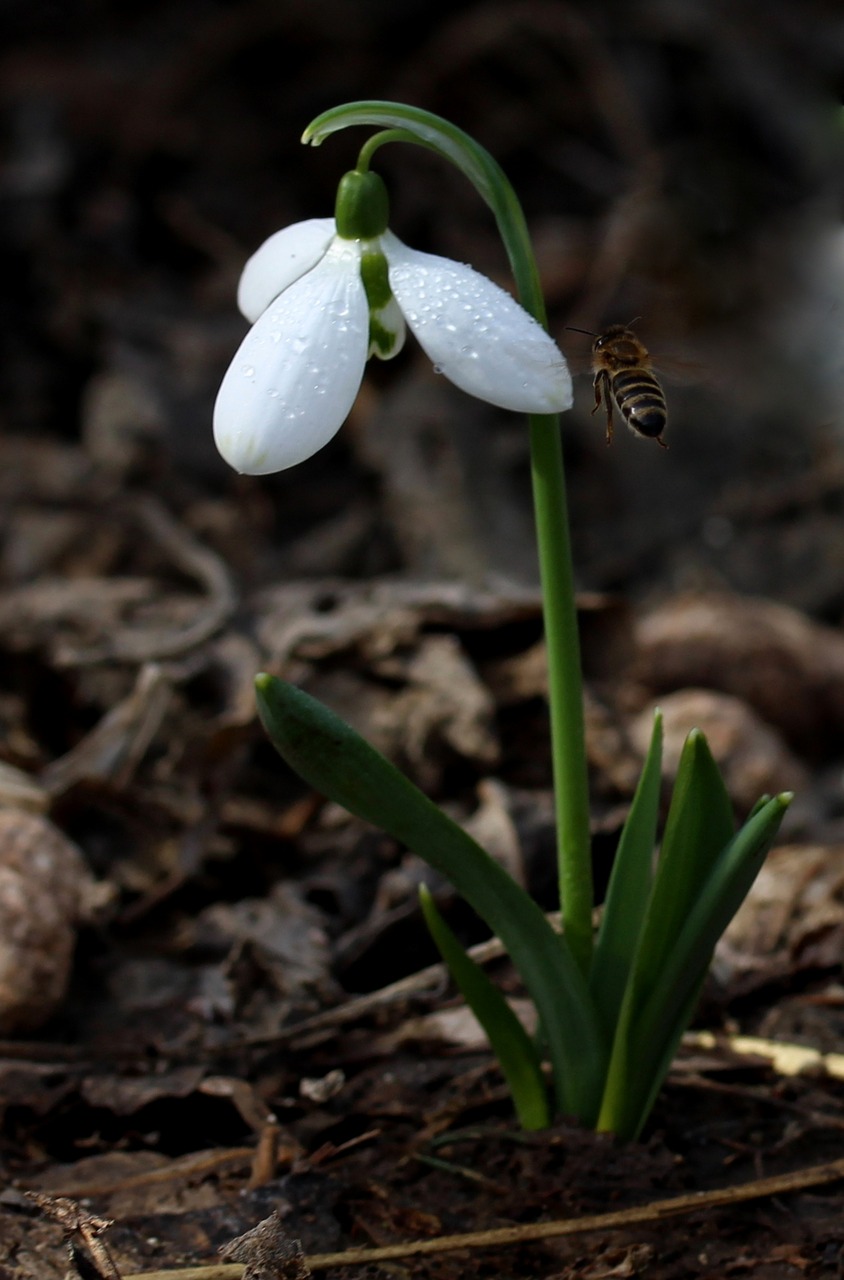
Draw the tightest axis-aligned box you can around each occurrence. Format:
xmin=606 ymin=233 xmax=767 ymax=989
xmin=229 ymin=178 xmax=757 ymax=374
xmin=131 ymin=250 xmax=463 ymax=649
xmin=593 ymin=324 xmax=632 ymax=352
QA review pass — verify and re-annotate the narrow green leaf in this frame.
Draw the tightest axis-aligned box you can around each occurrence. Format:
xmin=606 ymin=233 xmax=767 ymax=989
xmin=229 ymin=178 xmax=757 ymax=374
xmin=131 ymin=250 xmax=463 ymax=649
xmin=747 ymin=793 xmax=772 ymax=820
xmin=628 ymin=730 xmax=734 ymax=1006
xmin=593 ymin=729 xmax=732 ymax=1134
xmin=419 ymin=886 xmax=550 ymax=1131
xmin=598 ymin=792 xmax=790 ymax=1137
xmin=590 ymin=711 xmax=663 ymax=1038
xmin=256 ymin=675 xmax=606 ymax=1122
xmin=622 ymin=976 xmax=707 ymax=1141
xmin=633 ymin=793 xmax=791 ymax=1055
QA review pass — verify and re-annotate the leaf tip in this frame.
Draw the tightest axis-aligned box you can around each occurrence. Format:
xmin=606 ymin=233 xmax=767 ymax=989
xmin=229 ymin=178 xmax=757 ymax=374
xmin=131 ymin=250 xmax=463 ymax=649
xmin=759 ymin=791 xmax=793 ymax=818
xmin=682 ymin=726 xmax=718 ymax=767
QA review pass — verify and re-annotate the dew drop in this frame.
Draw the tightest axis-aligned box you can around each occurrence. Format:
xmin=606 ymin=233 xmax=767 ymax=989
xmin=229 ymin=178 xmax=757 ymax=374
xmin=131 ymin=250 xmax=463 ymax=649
xmin=241 ymin=364 xmax=255 ymax=378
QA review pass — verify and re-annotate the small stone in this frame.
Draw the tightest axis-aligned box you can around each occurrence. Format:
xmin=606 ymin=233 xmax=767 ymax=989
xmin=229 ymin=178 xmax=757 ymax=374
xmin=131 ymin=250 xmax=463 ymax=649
xmin=0 ymin=809 xmax=91 ymax=1033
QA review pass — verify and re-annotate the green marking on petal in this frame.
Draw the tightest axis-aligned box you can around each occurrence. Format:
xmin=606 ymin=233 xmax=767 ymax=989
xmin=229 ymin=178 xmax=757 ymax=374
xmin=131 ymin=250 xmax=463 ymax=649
xmin=361 ymin=251 xmax=404 ymax=359
xmin=369 ymin=315 xmax=400 ymax=357
xmin=360 ymin=250 xmax=392 ymax=308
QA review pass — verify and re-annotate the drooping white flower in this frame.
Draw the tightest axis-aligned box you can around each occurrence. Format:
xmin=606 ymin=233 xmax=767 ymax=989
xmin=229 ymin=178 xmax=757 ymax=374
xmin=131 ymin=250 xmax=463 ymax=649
xmin=214 ymin=172 xmax=572 ymax=475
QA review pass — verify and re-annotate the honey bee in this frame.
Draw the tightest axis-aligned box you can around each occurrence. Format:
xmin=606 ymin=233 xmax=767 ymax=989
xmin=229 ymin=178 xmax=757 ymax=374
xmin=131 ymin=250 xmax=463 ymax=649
xmin=567 ymin=324 xmax=668 ymax=448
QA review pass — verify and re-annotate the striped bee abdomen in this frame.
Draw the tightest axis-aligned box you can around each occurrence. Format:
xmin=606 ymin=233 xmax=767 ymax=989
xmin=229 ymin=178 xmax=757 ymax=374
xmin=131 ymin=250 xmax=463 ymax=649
xmin=610 ymin=369 xmax=667 ymax=439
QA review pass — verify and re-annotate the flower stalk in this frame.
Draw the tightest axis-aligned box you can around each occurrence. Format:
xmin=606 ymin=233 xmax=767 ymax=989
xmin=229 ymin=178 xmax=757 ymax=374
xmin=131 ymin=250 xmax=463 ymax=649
xmin=527 ymin=410 xmax=593 ymax=973
xmin=306 ymin=102 xmax=593 ymax=974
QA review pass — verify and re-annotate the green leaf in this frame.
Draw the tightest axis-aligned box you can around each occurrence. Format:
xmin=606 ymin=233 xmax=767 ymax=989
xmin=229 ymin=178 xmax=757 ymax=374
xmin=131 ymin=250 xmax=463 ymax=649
xmin=633 ymin=793 xmax=791 ymax=1056
xmin=747 ymin=793 xmax=772 ymax=820
xmin=627 ymin=730 xmax=735 ymax=1006
xmin=622 ymin=976 xmax=707 ymax=1141
xmin=596 ymin=733 xmax=749 ymax=1137
xmin=256 ymin=675 xmax=606 ymax=1122
xmin=590 ymin=710 xmax=663 ymax=1039
xmin=419 ymin=886 xmax=550 ymax=1131
xmin=598 ymin=792 xmax=790 ymax=1137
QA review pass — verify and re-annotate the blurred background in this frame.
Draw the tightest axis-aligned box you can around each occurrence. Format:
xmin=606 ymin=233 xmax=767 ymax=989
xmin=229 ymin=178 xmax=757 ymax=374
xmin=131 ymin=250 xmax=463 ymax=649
xmin=1 ymin=0 xmax=844 ymax=605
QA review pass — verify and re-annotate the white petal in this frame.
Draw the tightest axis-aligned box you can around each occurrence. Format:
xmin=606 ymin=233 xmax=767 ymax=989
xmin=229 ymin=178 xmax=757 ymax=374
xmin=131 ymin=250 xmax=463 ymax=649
xmin=237 ymin=218 xmax=337 ymax=322
xmin=214 ymin=241 xmax=369 ymax=474
xmin=384 ymin=232 xmax=572 ymax=414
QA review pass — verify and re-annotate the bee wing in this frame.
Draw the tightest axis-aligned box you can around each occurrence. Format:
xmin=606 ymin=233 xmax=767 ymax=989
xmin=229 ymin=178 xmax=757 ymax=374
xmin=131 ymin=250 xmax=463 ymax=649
xmin=566 ymin=353 xmax=597 ymax=378
xmin=652 ymin=353 xmax=708 ymax=387
xmin=559 ymin=324 xmax=710 ymax=386
xmin=558 ymin=336 xmax=595 ymax=377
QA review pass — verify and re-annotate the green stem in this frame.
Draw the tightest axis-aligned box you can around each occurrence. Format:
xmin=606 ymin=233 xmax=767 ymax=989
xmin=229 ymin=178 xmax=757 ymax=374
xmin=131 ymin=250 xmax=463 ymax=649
xmin=305 ymin=101 xmax=594 ymax=971
xmin=528 ymin=411 xmax=593 ymax=973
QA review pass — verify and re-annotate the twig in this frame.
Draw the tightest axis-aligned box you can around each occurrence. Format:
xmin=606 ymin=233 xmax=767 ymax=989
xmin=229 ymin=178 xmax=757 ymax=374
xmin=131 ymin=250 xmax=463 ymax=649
xmin=122 ymin=1154 xmax=844 ymax=1277
xmin=34 ymin=1148 xmax=256 ymax=1200
xmin=247 ymin=927 xmax=517 ymax=1048
xmin=61 ymin=496 xmax=237 ymax=664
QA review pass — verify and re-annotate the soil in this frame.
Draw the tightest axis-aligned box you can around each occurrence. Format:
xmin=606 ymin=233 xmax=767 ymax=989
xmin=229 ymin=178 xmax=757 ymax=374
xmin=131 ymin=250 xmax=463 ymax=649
xmin=2 ymin=3 xmax=844 ymax=1277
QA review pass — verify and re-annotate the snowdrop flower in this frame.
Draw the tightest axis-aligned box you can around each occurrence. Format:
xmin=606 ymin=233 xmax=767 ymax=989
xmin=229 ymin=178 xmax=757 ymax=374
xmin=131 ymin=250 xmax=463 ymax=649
xmin=214 ymin=170 xmax=572 ymax=474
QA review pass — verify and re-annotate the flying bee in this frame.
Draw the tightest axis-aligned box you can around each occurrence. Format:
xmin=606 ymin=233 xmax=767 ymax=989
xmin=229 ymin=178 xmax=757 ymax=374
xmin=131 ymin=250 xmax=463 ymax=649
xmin=567 ymin=324 xmax=668 ymax=448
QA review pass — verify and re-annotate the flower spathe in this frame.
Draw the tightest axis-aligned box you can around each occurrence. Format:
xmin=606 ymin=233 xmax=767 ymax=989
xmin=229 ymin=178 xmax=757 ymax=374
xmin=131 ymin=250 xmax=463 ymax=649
xmin=214 ymin=211 xmax=572 ymax=475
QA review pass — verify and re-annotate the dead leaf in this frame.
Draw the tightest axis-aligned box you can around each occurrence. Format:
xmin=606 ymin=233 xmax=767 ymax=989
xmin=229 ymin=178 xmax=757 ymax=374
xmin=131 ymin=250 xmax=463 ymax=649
xmin=219 ymin=1212 xmax=309 ymax=1280
xmin=634 ymin=592 xmax=844 ymax=750
xmin=718 ymin=843 xmax=844 ymax=991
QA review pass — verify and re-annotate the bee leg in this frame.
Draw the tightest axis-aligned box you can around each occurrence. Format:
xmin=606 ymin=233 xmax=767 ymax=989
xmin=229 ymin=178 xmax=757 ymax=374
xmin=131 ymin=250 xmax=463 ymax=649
xmin=592 ymin=371 xmax=613 ymax=445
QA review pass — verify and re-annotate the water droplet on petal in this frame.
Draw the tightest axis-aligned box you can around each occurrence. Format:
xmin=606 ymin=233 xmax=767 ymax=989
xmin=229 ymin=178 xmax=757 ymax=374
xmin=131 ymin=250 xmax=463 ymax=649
xmin=433 ymin=363 xmax=445 ymax=375
xmin=241 ymin=364 xmax=255 ymax=378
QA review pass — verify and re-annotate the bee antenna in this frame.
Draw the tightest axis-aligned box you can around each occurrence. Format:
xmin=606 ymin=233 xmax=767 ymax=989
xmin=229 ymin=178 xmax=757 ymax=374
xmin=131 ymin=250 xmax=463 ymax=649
xmin=565 ymin=325 xmax=597 ymax=337
xmin=626 ymin=316 xmax=642 ymax=328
